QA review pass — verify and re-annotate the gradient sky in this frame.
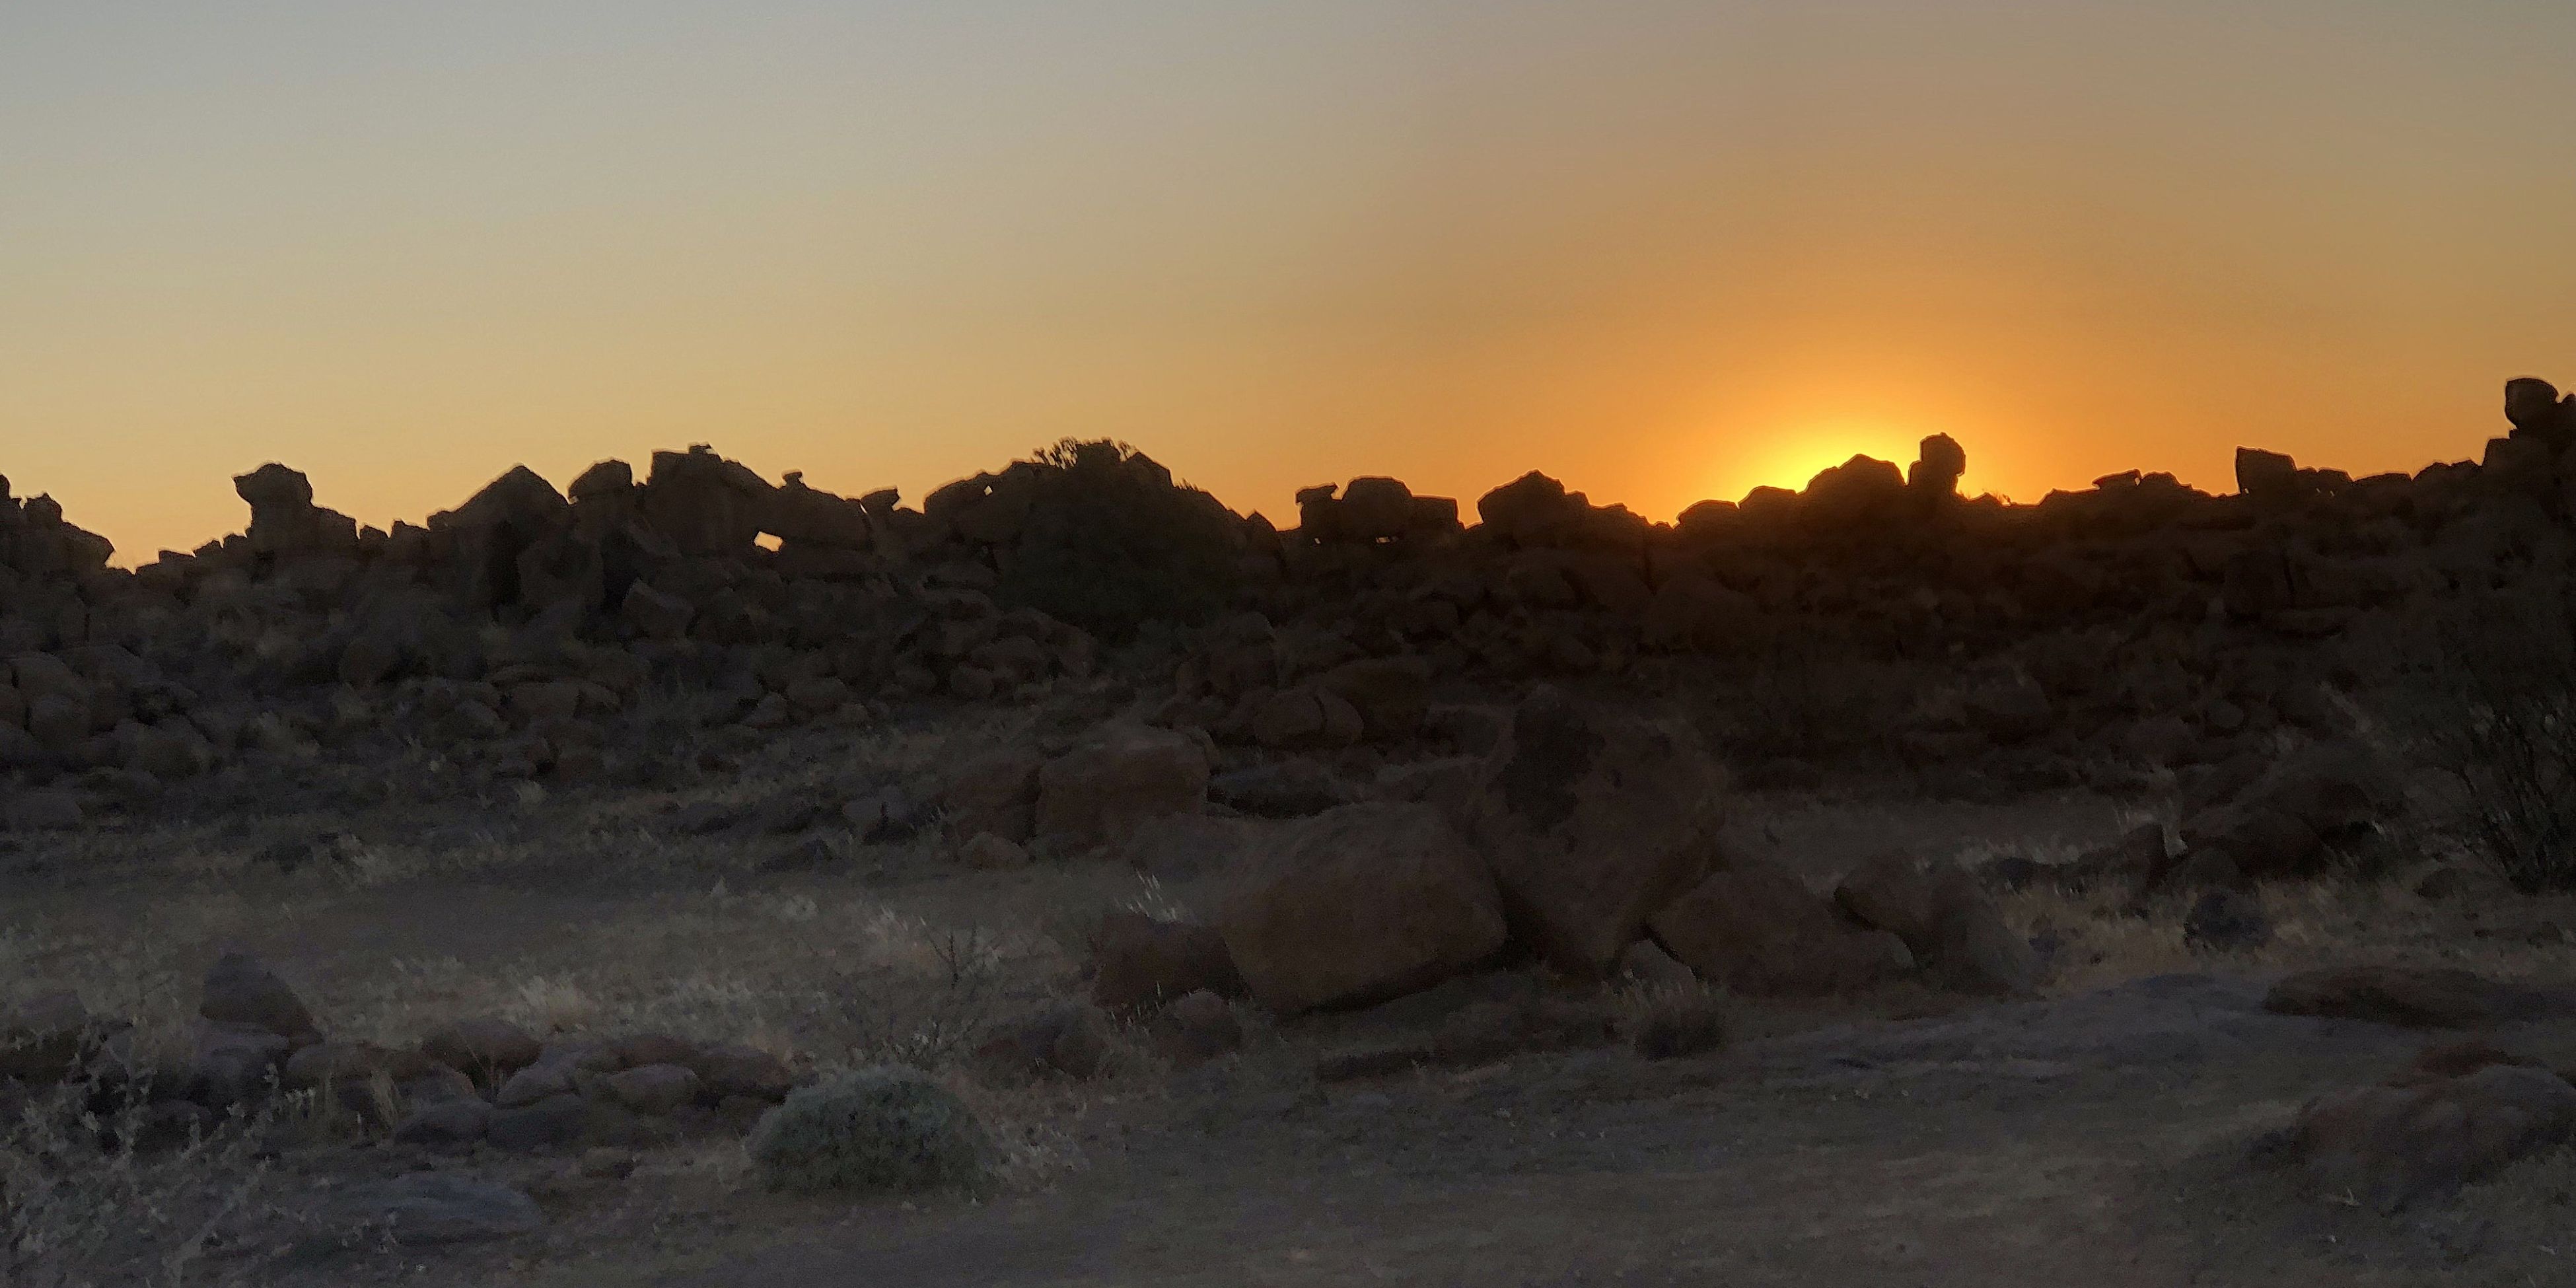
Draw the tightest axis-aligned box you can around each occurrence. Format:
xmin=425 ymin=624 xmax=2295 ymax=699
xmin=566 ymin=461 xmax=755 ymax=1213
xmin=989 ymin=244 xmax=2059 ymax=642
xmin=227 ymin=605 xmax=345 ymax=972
xmin=6 ymin=1 xmax=2574 ymax=562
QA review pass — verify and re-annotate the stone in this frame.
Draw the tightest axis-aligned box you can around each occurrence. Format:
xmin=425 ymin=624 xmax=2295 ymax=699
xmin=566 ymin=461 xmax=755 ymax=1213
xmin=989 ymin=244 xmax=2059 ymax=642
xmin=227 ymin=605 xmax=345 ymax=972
xmin=419 ymin=1017 xmax=542 ymax=1081
xmin=1089 ymin=910 xmax=1246 ymax=1013
xmin=1465 ymin=686 xmax=1726 ymax=977
xmin=943 ymin=747 xmax=1046 ymax=845
xmin=620 ymin=582 xmax=696 ymax=639
xmin=2235 ymin=447 xmax=2301 ymax=500
xmin=1649 ymin=861 xmax=1915 ymax=995
xmin=1034 ymin=725 xmax=1209 ymax=849
xmin=2283 ymin=1065 xmax=2576 ymax=1212
xmin=190 ymin=1022 xmax=291 ymax=1107
xmin=1219 ymin=801 xmax=1509 ymax=1014
xmin=602 ymin=1063 xmax=702 ymax=1115
xmin=1833 ymin=852 xmax=1938 ymax=948
xmin=392 ymin=1098 xmax=492 ymax=1147
xmin=2184 ymin=888 xmax=2272 ymax=950
xmin=958 ymin=831 xmax=1030 ymax=869
xmin=1 ymin=789 xmax=81 ymax=831
xmin=197 ymin=950 xmax=318 ymax=1044
xmin=1314 ymin=657 xmax=1432 ymax=741
xmin=686 ymin=1044 xmax=795 ymax=1102
xmin=2264 ymin=965 xmax=2526 ymax=1029
xmin=609 ymin=1033 xmax=699 ymax=1070
xmin=319 ymin=1173 xmax=543 ymax=1245
xmin=1962 ymin=674 xmax=2051 ymax=743
xmin=1150 ymin=990 xmax=1243 ymax=1069
xmin=1616 ymin=939 xmax=1698 ymax=991
xmin=486 ymin=1093 xmax=589 ymax=1151
xmin=494 ymin=1061 xmax=577 ymax=1108
xmin=1917 ymin=860 xmax=2036 ymax=996
xmin=1207 ymin=759 xmax=1357 ymax=817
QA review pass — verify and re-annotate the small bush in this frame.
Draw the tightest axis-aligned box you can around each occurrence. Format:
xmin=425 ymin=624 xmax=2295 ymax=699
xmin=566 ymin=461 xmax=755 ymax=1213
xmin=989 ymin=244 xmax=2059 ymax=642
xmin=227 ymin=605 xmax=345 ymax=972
xmin=1621 ymin=983 xmax=1730 ymax=1060
xmin=2406 ymin=583 xmax=2576 ymax=892
xmin=746 ymin=1066 xmax=993 ymax=1197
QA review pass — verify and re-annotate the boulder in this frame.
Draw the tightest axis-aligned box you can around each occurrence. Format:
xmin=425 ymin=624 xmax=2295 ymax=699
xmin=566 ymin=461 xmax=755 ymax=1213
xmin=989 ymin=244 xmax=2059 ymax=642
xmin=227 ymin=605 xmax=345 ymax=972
xmin=1217 ymin=801 xmax=1509 ymax=1013
xmin=1034 ymin=725 xmax=1209 ymax=849
xmin=1649 ymin=860 xmax=1915 ymax=995
xmin=686 ymin=1044 xmax=795 ymax=1102
xmin=1150 ymin=990 xmax=1243 ymax=1069
xmin=1314 ymin=657 xmax=1431 ymax=741
xmin=393 ymin=1098 xmax=493 ymax=1147
xmin=2283 ymin=1065 xmax=2576 ymax=1212
xmin=943 ymin=747 xmax=1046 ymax=845
xmin=198 ymin=950 xmax=318 ymax=1045
xmin=602 ymin=1063 xmax=702 ymax=1116
xmin=620 ymin=582 xmax=696 ymax=640
xmin=2264 ymin=965 xmax=2531 ymax=1029
xmin=1089 ymin=910 xmax=1246 ymax=1013
xmin=1465 ymin=687 xmax=1726 ymax=976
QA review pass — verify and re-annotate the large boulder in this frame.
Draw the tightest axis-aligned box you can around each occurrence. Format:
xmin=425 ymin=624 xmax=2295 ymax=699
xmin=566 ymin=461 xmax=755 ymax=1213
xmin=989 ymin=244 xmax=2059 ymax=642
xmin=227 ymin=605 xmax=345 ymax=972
xmin=198 ymin=950 xmax=318 ymax=1046
xmin=1034 ymin=725 xmax=1210 ymax=849
xmin=1089 ymin=911 xmax=1246 ymax=1012
xmin=1464 ymin=688 xmax=1726 ymax=976
xmin=1834 ymin=854 xmax=2035 ymax=996
xmin=1217 ymin=802 xmax=1509 ymax=1013
xmin=944 ymin=747 xmax=1047 ymax=845
xmin=1649 ymin=859 xmax=1914 ymax=995
xmin=2282 ymin=1064 xmax=2576 ymax=1212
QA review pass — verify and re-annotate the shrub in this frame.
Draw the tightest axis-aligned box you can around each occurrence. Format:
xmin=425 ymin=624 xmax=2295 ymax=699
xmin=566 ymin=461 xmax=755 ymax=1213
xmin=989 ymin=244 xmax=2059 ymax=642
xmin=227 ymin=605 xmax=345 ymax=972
xmin=1621 ymin=982 xmax=1731 ymax=1060
xmin=2408 ymin=583 xmax=2576 ymax=892
xmin=746 ymin=1066 xmax=993 ymax=1196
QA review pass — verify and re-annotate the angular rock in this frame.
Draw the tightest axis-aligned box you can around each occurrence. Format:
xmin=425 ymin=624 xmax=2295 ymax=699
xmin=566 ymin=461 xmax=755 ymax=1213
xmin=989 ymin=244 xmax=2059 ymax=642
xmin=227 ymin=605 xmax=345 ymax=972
xmin=1466 ymin=687 xmax=1726 ymax=976
xmin=1218 ymin=801 xmax=1509 ymax=1013
xmin=392 ymin=1098 xmax=493 ymax=1147
xmin=487 ymin=1092 xmax=589 ymax=1151
xmin=602 ymin=1063 xmax=701 ymax=1116
xmin=2285 ymin=1065 xmax=2576 ymax=1212
xmin=1089 ymin=910 xmax=1246 ymax=1013
xmin=943 ymin=747 xmax=1046 ymax=845
xmin=686 ymin=1044 xmax=795 ymax=1102
xmin=1034 ymin=725 xmax=1209 ymax=849
xmin=198 ymin=950 xmax=318 ymax=1044
xmin=1150 ymin=990 xmax=1243 ymax=1069
xmin=1649 ymin=860 xmax=1915 ymax=995
xmin=974 ymin=1002 xmax=1116 ymax=1081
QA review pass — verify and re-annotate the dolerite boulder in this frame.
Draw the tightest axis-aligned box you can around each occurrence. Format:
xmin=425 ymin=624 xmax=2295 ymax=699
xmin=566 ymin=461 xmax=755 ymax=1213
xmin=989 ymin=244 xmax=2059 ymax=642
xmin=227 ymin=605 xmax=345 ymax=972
xmin=1034 ymin=725 xmax=1210 ymax=849
xmin=1088 ymin=910 xmax=1246 ymax=1013
xmin=1834 ymin=854 xmax=2034 ymax=996
xmin=1464 ymin=687 xmax=1725 ymax=976
xmin=2280 ymin=1064 xmax=2576 ymax=1211
xmin=1649 ymin=859 xmax=1914 ymax=995
xmin=1217 ymin=802 xmax=1509 ymax=1013
xmin=943 ymin=747 xmax=1046 ymax=844
xmin=197 ymin=950 xmax=318 ymax=1046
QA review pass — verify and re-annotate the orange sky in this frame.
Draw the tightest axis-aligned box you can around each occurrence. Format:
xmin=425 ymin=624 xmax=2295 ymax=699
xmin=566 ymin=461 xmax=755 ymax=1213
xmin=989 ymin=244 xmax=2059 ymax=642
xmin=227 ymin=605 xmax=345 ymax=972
xmin=5 ymin=3 xmax=2574 ymax=562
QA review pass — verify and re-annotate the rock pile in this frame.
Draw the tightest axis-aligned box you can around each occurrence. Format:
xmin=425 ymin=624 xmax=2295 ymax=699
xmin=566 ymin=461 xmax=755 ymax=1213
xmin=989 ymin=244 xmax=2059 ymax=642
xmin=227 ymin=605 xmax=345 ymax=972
xmin=0 ymin=951 xmax=798 ymax=1157
xmin=3 ymin=376 xmax=2572 ymax=824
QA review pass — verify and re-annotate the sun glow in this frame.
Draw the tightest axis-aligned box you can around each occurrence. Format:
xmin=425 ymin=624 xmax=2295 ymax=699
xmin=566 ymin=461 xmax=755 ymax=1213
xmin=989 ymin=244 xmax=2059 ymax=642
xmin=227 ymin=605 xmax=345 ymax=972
xmin=1703 ymin=421 xmax=1958 ymax=508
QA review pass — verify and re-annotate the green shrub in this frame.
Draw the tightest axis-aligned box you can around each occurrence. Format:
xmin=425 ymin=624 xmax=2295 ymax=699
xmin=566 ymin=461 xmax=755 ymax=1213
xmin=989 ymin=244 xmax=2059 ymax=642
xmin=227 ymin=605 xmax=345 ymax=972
xmin=745 ymin=1066 xmax=992 ymax=1196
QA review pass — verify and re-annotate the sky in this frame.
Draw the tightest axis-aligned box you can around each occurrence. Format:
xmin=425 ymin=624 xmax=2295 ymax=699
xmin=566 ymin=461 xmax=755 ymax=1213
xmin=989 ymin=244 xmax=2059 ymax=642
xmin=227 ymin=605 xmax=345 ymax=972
xmin=5 ymin=1 xmax=2574 ymax=562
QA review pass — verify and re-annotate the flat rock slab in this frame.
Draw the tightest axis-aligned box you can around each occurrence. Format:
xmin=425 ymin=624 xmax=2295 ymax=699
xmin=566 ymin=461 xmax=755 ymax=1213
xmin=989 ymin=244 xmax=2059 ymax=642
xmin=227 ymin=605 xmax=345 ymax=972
xmin=1755 ymin=973 xmax=2407 ymax=1075
xmin=317 ymin=1174 xmax=542 ymax=1246
xmin=2262 ymin=964 xmax=2568 ymax=1029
